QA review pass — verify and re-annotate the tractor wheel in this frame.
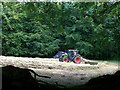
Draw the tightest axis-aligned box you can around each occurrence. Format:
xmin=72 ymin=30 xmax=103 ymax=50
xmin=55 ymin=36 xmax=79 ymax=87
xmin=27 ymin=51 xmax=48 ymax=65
xmin=62 ymin=57 xmax=69 ymax=62
xmin=73 ymin=56 xmax=81 ymax=64
xmin=59 ymin=55 xmax=69 ymax=62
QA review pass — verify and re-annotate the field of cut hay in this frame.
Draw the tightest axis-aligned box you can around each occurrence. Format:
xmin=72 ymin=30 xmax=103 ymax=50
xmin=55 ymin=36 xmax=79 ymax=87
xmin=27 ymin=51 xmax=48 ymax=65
xmin=0 ymin=56 xmax=118 ymax=87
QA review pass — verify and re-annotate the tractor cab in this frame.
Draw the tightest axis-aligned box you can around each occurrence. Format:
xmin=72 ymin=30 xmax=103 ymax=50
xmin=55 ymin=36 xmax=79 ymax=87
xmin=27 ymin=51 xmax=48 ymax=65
xmin=67 ymin=50 xmax=78 ymax=57
xmin=67 ymin=50 xmax=81 ymax=63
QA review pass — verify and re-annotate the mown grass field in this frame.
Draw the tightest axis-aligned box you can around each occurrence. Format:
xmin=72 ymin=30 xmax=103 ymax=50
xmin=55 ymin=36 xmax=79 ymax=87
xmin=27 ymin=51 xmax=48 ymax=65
xmin=0 ymin=56 xmax=119 ymax=88
xmin=95 ymin=59 xmax=120 ymax=63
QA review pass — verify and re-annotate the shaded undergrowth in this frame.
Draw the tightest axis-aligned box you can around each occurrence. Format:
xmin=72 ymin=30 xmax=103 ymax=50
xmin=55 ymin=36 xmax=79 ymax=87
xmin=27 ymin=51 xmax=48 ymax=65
xmin=1 ymin=65 xmax=120 ymax=90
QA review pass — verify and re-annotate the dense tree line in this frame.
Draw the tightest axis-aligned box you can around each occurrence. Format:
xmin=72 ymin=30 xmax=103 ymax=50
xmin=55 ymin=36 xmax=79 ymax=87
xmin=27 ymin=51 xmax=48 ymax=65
xmin=1 ymin=2 xmax=120 ymax=60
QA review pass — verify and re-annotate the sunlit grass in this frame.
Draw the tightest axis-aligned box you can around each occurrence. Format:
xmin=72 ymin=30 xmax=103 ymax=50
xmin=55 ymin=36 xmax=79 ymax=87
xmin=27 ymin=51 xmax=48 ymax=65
xmin=94 ymin=60 xmax=120 ymax=63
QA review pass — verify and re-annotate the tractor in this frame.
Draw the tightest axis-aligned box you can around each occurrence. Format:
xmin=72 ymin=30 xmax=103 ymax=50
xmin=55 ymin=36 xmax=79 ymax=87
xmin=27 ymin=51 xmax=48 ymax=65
xmin=54 ymin=50 xmax=83 ymax=64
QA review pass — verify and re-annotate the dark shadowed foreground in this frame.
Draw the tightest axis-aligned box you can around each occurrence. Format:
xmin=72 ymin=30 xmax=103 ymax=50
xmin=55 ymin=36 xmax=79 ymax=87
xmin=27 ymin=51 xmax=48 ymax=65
xmin=1 ymin=65 xmax=62 ymax=90
xmin=68 ymin=71 xmax=120 ymax=90
xmin=1 ymin=65 xmax=120 ymax=90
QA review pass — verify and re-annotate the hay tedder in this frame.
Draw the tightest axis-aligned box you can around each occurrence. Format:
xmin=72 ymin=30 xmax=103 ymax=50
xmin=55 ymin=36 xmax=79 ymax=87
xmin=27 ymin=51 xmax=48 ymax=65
xmin=54 ymin=49 xmax=98 ymax=65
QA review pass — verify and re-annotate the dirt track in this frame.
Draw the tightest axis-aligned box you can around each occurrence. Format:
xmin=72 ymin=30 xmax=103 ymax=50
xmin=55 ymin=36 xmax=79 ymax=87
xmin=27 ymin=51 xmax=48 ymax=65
xmin=0 ymin=56 xmax=119 ymax=88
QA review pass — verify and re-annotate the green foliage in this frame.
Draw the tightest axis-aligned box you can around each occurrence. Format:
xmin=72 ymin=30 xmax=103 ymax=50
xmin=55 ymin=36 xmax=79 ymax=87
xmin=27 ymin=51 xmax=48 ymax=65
xmin=2 ymin=2 xmax=120 ymax=60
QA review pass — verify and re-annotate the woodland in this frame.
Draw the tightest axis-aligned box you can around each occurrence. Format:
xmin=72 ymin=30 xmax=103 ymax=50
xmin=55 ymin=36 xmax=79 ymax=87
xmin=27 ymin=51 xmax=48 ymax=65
xmin=1 ymin=2 xmax=120 ymax=60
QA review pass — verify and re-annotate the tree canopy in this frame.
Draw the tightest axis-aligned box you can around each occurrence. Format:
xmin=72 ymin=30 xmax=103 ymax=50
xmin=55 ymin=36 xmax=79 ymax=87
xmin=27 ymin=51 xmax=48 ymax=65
xmin=1 ymin=2 xmax=120 ymax=60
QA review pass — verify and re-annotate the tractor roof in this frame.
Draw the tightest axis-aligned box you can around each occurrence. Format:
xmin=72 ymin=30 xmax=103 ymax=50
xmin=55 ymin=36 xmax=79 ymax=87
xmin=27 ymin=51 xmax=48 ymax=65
xmin=68 ymin=49 xmax=78 ymax=51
